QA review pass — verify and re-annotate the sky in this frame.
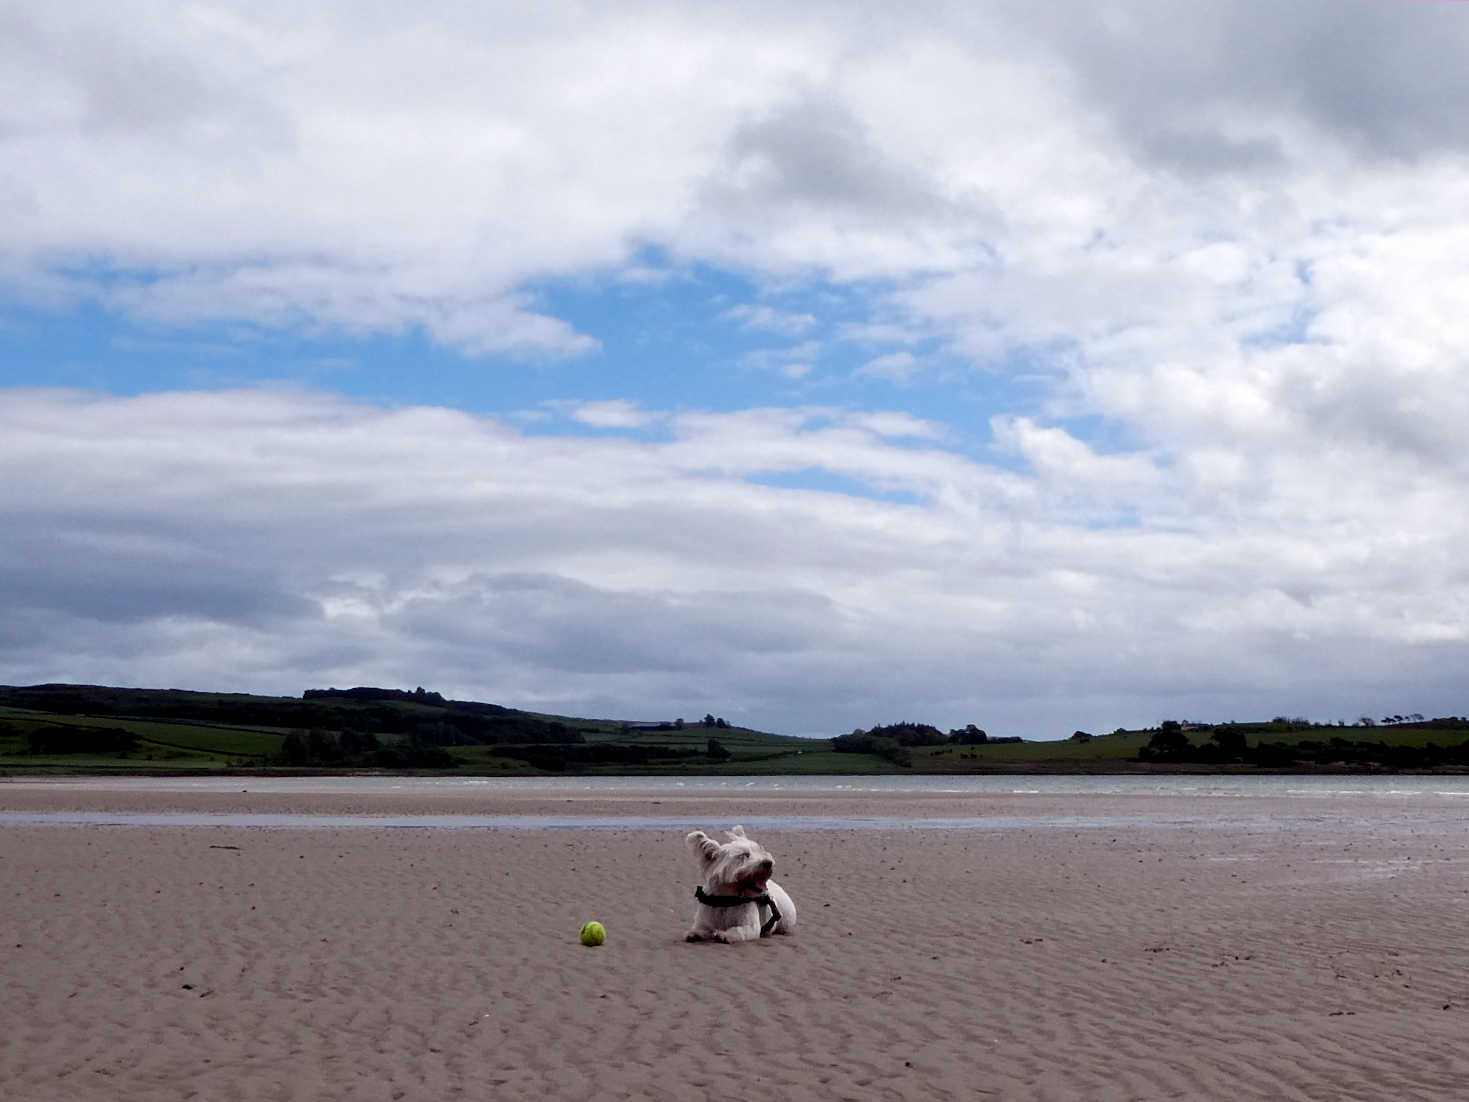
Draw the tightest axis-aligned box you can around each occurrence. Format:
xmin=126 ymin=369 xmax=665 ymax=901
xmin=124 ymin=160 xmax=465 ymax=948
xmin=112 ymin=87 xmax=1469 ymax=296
xmin=4 ymin=0 xmax=1469 ymax=739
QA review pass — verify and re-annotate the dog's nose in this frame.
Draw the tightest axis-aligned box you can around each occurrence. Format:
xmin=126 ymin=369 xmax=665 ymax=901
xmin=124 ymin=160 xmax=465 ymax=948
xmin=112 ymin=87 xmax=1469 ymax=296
xmin=758 ymin=859 xmax=773 ymax=876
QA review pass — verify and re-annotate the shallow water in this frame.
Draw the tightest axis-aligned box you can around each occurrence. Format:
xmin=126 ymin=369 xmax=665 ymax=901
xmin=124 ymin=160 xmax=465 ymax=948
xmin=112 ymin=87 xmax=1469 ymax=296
xmin=0 ymin=809 xmax=1231 ymax=831
xmin=6 ymin=772 xmax=1469 ymax=798
xmin=4 ymin=772 xmax=1466 ymax=832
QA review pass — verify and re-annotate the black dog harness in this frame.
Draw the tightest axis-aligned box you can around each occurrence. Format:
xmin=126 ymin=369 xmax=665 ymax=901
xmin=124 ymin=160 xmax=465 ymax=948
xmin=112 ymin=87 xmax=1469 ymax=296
xmin=694 ymin=885 xmax=782 ymax=936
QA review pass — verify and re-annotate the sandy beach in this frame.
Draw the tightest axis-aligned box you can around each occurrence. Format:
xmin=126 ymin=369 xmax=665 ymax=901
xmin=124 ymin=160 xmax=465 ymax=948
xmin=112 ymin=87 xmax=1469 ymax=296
xmin=2 ymin=778 xmax=1467 ymax=1101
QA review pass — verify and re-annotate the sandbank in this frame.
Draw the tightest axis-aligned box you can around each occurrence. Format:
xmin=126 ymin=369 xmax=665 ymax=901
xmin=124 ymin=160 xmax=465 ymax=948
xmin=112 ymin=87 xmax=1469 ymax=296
xmin=3 ymin=778 xmax=1466 ymax=1100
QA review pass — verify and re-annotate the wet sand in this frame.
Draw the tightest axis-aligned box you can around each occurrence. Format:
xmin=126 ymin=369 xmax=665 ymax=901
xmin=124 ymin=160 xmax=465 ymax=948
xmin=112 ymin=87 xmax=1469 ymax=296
xmin=3 ymin=779 xmax=1467 ymax=1100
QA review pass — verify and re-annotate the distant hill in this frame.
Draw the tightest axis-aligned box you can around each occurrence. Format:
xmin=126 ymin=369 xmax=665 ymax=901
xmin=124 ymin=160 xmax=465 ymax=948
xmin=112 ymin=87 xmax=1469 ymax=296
xmin=3 ymin=684 xmax=1466 ymax=774
xmin=0 ymin=683 xmax=816 ymax=774
xmin=0 ymin=683 xmax=569 ymax=743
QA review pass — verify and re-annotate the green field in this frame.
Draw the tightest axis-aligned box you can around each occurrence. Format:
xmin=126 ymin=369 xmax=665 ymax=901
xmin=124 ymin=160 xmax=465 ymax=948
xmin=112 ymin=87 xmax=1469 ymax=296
xmin=0 ymin=709 xmax=286 ymax=769
xmin=904 ymin=732 xmax=1154 ymax=772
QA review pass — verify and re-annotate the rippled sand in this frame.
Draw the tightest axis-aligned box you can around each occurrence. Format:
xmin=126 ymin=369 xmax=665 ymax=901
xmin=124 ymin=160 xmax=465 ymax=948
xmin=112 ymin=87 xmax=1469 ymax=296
xmin=3 ymin=780 xmax=1467 ymax=1100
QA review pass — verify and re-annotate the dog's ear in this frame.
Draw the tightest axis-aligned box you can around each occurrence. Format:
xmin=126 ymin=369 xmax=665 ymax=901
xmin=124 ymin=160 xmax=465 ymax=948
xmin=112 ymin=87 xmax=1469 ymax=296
xmin=728 ymin=824 xmax=747 ymax=839
xmin=686 ymin=830 xmax=721 ymax=865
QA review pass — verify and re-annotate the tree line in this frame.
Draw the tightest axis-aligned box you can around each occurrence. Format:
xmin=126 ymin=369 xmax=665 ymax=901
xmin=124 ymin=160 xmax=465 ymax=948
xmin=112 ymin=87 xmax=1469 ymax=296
xmin=24 ymin=724 xmax=139 ymax=755
xmin=1138 ymin=720 xmax=1469 ymax=769
xmin=831 ymin=721 xmax=1014 ymax=766
xmin=276 ymin=728 xmax=456 ymax=768
xmin=0 ymin=683 xmax=575 ymax=746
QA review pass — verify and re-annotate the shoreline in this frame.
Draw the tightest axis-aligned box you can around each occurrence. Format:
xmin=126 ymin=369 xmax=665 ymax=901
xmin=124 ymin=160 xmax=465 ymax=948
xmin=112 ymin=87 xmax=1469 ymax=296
xmin=4 ymin=771 xmax=1468 ymax=823
xmin=6 ymin=760 xmax=1469 ymax=778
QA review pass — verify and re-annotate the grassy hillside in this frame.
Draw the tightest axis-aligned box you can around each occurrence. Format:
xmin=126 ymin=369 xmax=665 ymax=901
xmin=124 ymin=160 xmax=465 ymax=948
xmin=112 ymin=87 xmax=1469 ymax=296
xmin=904 ymin=731 xmax=1154 ymax=772
xmin=0 ymin=685 xmax=816 ymax=774
xmin=2 ymin=684 xmax=1465 ymax=774
xmin=0 ymin=707 xmax=283 ymax=769
xmin=884 ymin=720 xmax=1469 ymax=773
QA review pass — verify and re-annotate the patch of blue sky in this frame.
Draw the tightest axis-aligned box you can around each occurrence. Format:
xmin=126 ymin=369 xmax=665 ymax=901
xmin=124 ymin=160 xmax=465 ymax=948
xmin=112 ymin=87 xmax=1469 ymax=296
xmin=0 ymin=300 xmax=135 ymax=392
xmin=523 ymin=259 xmax=778 ymax=413
xmin=4 ymin=247 xmax=1065 ymax=463
xmin=532 ymin=251 xmax=1033 ymax=425
xmin=744 ymin=468 xmax=923 ymax=507
xmin=1049 ymin=413 xmax=1150 ymax=459
xmin=0 ymin=299 xmax=539 ymax=409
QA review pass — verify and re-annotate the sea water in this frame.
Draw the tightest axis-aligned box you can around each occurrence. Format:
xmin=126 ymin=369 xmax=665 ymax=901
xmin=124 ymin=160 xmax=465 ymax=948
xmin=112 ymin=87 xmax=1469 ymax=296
xmin=2 ymin=773 xmax=1466 ymax=832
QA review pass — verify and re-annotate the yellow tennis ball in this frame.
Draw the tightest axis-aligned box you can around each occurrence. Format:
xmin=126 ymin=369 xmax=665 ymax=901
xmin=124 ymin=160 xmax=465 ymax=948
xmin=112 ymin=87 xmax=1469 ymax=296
xmin=579 ymin=920 xmax=606 ymax=947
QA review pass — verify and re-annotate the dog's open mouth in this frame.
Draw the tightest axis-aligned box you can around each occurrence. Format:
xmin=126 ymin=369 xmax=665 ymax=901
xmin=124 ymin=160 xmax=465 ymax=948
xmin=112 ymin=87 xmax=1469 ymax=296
xmin=738 ymin=875 xmax=769 ymax=896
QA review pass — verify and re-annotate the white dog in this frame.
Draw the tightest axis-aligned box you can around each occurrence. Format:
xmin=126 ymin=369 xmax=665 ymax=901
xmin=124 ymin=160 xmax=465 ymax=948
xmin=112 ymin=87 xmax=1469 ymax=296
xmin=684 ymin=825 xmax=797 ymax=942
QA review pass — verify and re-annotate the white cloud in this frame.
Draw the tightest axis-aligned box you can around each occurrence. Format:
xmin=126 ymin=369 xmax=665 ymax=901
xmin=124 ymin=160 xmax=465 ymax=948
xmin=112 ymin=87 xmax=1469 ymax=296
xmin=847 ymin=411 xmax=944 ymax=441
xmin=98 ymin=266 xmax=602 ymax=359
xmin=856 ymin=351 xmax=919 ymax=383
xmin=9 ymin=1 xmax=1468 ymax=377
xmin=720 ymin=303 xmax=818 ymax=336
xmin=837 ymin=320 xmax=929 ymax=346
xmin=570 ymin=400 xmax=658 ymax=430
xmin=1 ymin=3 xmax=816 ymax=348
xmin=6 ymin=3 xmax=1469 ymax=733
xmin=5 ymin=388 xmax=1467 ymax=736
xmin=740 ymin=340 xmax=825 ymax=377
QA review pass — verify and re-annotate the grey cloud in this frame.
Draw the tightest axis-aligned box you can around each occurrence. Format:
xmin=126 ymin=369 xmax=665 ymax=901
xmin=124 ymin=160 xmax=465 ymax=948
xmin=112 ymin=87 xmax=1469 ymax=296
xmin=2 ymin=522 xmax=319 ymax=627
xmin=1010 ymin=0 xmax=1469 ymax=167
xmin=1136 ymin=129 xmax=1285 ymax=177
xmin=0 ymin=7 xmax=289 ymax=149
xmin=1246 ymin=2 xmax=1469 ymax=158
xmin=1281 ymin=361 xmax=1469 ymax=476
xmin=4 ymin=389 xmax=1468 ymax=738
xmin=5 ymin=1 xmax=1469 ymax=737
xmin=388 ymin=573 xmax=837 ymax=678
xmin=703 ymin=93 xmax=959 ymax=224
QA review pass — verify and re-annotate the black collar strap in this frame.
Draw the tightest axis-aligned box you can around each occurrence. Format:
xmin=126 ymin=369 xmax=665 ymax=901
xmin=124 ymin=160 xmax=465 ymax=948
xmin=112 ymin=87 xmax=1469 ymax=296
xmin=694 ymin=885 xmax=781 ymax=935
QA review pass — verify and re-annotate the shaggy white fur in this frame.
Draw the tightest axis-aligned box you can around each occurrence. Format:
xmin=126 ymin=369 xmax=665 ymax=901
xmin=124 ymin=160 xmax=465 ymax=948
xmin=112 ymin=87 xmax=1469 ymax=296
xmin=684 ymin=825 xmax=797 ymax=943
